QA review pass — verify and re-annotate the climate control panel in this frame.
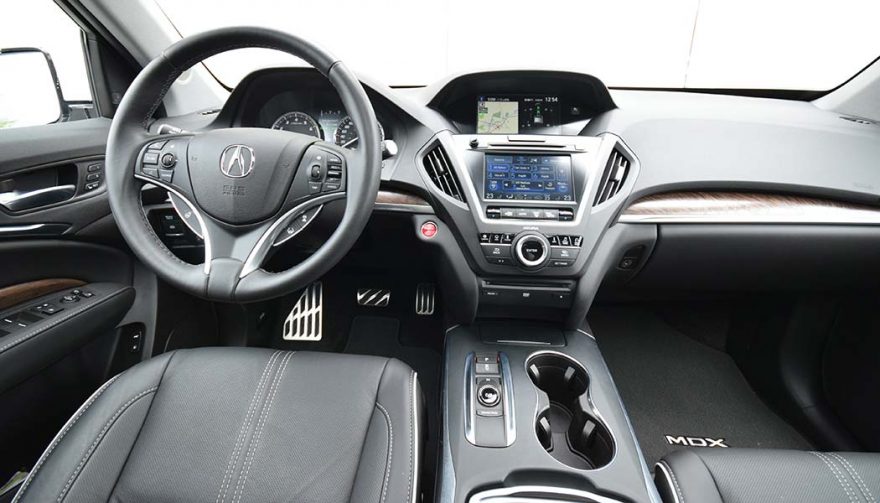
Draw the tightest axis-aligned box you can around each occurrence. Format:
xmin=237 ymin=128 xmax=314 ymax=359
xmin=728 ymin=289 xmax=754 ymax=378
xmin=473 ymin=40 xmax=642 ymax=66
xmin=479 ymin=232 xmax=582 ymax=269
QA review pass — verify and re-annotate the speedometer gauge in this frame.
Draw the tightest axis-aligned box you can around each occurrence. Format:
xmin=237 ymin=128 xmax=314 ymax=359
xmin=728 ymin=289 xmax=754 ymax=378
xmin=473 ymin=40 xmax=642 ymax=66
xmin=333 ymin=116 xmax=385 ymax=148
xmin=271 ymin=111 xmax=323 ymax=138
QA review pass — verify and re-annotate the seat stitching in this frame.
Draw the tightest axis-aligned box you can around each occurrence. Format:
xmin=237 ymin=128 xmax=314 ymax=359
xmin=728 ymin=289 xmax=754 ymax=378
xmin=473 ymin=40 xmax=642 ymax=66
xmin=659 ymin=460 xmax=685 ymax=503
xmin=0 ymin=290 xmax=129 ymax=356
xmin=406 ymin=369 xmax=414 ymax=503
xmin=56 ymin=387 xmax=158 ymax=502
xmin=104 ymin=351 xmax=179 ymax=499
xmin=375 ymin=403 xmax=393 ymax=503
xmin=12 ymin=374 xmax=121 ymax=503
xmin=216 ymin=350 xmax=281 ymax=503
xmin=232 ymin=351 xmax=295 ymax=503
xmin=812 ymin=451 xmax=859 ymax=503
xmin=831 ymin=453 xmax=876 ymax=503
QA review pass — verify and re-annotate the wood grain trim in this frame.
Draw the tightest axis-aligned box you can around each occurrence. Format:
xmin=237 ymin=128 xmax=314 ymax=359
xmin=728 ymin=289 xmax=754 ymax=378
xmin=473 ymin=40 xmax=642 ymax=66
xmin=376 ymin=189 xmax=430 ymax=207
xmin=0 ymin=279 xmax=86 ymax=311
xmin=374 ymin=189 xmax=433 ymax=213
xmin=619 ymin=192 xmax=880 ymax=224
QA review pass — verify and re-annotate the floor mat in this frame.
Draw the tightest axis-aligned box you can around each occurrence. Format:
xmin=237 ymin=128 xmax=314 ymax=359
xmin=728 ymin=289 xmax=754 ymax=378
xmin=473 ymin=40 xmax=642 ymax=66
xmin=590 ymin=305 xmax=812 ymax=467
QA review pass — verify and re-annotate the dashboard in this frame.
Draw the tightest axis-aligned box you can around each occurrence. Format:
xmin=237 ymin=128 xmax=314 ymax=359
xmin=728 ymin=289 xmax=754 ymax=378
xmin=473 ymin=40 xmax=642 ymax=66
xmin=156 ymin=66 xmax=880 ymax=333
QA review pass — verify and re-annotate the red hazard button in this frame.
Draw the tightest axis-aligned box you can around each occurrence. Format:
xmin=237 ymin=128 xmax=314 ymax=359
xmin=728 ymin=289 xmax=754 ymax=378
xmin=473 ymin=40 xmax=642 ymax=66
xmin=420 ymin=221 xmax=438 ymax=238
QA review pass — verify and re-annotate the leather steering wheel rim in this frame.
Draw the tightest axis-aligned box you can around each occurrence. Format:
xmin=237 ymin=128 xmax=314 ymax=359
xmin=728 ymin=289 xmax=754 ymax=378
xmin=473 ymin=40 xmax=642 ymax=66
xmin=106 ymin=27 xmax=381 ymax=303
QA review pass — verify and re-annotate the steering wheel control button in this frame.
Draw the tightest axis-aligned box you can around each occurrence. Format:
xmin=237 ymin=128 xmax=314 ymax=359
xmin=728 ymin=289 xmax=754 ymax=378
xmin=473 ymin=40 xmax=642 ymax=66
xmin=159 ymin=169 xmax=174 ymax=183
xmin=322 ymin=180 xmax=341 ymax=192
xmin=327 ymin=153 xmax=343 ymax=166
xmin=308 ymin=182 xmax=323 ymax=194
xmin=274 ymin=205 xmax=323 ymax=246
xmin=420 ymin=221 xmax=438 ymax=239
xmin=309 ymin=164 xmax=323 ymax=180
xmin=160 ymin=153 xmax=177 ymax=169
xmin=142 ymin=152 xmax=159 ymax=165
xmin=147 ymin=140 xmax=167 ymax=150
xmin=514 ymin=233 xmax=550 ymax=269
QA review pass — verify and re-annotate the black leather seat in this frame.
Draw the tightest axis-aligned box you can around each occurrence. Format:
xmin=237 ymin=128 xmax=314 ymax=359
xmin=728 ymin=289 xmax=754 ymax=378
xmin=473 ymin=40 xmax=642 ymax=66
xmin=656 ymin=448 xmax=880 ymax=503
xmin=12 ymin=348 xmax=422 ymax=503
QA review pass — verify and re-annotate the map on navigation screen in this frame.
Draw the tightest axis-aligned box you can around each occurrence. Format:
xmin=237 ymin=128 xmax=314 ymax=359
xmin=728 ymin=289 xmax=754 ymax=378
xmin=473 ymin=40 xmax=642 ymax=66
xmin=477 ymin=98 xmax=519 ymax=134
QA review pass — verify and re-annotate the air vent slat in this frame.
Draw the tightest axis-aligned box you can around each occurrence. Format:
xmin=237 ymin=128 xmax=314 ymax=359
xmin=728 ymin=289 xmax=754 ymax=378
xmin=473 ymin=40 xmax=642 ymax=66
xmin=593 ymin=149 xmax=630 ymax=206
xmin=422 ymin=144 xmax=465 ymax=202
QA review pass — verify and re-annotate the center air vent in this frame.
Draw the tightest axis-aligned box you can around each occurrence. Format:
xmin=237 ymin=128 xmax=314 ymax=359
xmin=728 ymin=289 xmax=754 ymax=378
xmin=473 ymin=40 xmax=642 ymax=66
xmin=593 ymin=149 xmax=630 ymax=206
xmin=422 ymin=144 xmax=465 ymax=202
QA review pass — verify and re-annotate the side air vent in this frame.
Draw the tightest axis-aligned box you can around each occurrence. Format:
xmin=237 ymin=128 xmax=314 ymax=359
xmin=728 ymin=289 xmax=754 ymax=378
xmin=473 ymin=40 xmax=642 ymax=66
xmin=422 ymin=144 xmax=465 ymax=202
xmin=593 ymin=149 xmax=631 ymax=206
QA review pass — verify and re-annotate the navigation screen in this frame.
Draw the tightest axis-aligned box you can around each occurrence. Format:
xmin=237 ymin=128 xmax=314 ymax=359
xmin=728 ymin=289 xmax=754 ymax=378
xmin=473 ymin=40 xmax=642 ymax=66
xmin=484 ymin=154 xmax=574 ymax=202
xmin=476 ymin=95 xmax=560 ymax=134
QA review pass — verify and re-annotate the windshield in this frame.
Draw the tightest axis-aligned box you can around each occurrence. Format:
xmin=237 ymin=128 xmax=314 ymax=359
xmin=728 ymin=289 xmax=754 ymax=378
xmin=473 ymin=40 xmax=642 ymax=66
xmin=157 ymin=0 xmax=880 ymax=91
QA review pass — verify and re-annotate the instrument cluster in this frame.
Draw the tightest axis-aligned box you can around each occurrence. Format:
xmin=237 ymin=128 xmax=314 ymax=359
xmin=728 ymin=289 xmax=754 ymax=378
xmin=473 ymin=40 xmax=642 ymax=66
xmin=270 ymin=109 xmax=385 ymax=148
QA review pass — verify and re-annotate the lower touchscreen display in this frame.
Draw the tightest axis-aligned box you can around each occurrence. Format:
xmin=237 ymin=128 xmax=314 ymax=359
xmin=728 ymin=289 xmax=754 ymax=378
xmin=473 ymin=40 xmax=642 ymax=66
xmin=484 ymin=154 xmax=574 ymax=202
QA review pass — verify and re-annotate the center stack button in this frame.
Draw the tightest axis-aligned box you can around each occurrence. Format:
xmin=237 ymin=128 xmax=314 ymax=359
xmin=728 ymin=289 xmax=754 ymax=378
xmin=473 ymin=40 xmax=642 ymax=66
xmin=513 ymin=232 xmax=551 ymax=269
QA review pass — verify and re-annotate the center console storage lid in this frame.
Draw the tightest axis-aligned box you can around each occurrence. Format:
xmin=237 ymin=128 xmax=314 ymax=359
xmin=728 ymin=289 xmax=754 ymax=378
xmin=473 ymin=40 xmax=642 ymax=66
xmin=479 ymin=321 xmax=566 ymax=346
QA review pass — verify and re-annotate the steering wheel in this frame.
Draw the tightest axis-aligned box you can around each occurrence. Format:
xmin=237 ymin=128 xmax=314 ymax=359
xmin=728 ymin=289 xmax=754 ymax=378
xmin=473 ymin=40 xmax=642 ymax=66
xmin=105 ymin=27 xmax=381 ymax=302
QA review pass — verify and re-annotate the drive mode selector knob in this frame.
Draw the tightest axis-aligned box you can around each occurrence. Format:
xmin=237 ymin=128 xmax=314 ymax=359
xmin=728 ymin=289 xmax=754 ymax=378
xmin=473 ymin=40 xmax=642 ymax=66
xmin=478 ymin=383 xmax=501 ymax=407
xmin=513 ymin=233 xmax=550 ymax=269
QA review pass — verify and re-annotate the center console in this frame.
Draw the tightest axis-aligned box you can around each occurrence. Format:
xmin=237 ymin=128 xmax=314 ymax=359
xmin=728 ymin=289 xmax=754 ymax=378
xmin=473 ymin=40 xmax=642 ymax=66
xmin=440 ymin=324 xmax=660 ymax=503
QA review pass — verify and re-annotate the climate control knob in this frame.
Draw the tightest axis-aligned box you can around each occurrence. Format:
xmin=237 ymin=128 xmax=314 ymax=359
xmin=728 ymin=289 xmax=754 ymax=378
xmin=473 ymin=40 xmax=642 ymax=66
xmin=513 ymin=233 xmax=550 ymax=269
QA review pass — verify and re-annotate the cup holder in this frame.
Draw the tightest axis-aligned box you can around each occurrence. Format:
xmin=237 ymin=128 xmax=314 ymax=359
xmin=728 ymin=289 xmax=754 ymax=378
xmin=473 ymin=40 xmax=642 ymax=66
xmin=526 ymin=352 xmax=614 ymax=470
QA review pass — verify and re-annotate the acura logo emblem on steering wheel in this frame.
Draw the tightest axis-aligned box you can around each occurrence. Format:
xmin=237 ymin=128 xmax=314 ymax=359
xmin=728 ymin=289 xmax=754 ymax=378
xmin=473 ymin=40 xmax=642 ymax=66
xmin=220 ymin=144 xmax=255 ymax=178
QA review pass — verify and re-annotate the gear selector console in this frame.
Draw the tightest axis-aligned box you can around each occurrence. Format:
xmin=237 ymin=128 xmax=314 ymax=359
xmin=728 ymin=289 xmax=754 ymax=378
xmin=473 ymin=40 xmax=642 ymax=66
xmin=465 ymin=352 xmax=515 ymax=447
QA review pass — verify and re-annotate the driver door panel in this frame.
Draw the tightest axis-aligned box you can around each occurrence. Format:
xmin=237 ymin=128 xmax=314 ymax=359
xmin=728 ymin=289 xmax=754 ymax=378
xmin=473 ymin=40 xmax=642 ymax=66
xmin=0 ymin=119 xmax=145 ymax=483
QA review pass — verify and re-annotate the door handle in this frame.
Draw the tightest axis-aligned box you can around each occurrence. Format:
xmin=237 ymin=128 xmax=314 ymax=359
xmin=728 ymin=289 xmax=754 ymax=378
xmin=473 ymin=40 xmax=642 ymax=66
xmin=0 ymin=185 xmax=76 ymax=212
